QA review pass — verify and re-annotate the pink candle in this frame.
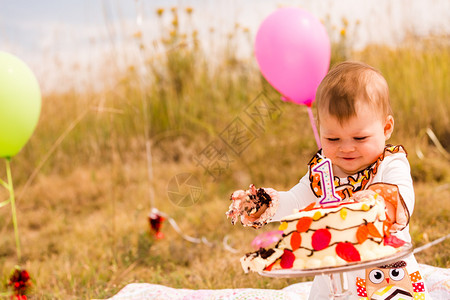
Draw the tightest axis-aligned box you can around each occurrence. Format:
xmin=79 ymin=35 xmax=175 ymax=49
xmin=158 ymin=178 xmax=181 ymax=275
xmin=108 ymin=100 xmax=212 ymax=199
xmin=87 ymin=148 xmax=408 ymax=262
xmin=311 ymin=158 xmax=341 ymax=205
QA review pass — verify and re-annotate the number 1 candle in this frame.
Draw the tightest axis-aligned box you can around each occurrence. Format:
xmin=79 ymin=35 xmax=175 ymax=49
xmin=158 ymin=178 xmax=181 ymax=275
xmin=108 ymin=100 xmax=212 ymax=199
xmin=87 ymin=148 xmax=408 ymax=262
xmin=312 ymin=157 xmax=341 ymax=205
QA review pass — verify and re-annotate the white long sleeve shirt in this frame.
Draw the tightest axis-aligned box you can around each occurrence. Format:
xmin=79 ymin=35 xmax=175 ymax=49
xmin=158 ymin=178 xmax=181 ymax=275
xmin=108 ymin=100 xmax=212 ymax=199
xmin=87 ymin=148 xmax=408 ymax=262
xmin=270 ymin=149 xmax=430 ymax=299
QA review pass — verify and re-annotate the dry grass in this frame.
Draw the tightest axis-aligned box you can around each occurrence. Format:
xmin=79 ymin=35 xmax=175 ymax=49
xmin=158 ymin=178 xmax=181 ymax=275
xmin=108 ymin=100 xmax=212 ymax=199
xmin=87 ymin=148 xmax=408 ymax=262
xmin=0 ymin=157 xmax=448 ymax=299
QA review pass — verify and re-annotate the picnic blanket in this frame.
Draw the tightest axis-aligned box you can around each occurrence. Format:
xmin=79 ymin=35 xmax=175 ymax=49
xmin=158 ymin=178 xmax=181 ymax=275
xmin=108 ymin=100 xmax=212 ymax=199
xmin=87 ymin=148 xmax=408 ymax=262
xmin=106 ymin=264 xmax=449 ymax=300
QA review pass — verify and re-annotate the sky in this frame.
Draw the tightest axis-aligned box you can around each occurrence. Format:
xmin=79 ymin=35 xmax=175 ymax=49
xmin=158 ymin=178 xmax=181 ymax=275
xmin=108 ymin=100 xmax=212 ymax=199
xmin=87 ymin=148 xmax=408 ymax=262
xmin=1 ymin=0 xmax=449 ymax=92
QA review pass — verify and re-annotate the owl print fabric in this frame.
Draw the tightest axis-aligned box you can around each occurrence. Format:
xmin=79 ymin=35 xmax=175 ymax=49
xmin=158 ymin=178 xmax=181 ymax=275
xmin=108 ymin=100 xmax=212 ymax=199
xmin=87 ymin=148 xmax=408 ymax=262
xmin=356 ymin=260 xmax=426 ymax=299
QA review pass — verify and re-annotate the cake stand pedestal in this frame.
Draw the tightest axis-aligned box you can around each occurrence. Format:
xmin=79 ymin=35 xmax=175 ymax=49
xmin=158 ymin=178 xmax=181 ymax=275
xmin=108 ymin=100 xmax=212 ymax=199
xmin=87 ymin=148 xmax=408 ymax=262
xmin=259 ymin=243 xmax=413 ymax=300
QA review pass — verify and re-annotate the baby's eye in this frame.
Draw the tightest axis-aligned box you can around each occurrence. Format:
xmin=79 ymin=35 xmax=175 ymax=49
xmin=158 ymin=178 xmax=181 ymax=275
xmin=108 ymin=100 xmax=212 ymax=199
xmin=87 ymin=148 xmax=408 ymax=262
xmin=326 ymin=138 xmax=339 ymax=142
xmin=354 ymin=136 xmax=367 ymax=141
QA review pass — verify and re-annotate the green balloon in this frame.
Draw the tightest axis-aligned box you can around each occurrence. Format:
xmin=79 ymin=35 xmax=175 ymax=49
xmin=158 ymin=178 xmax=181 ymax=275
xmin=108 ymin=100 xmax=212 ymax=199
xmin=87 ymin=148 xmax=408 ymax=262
xmin=0 ymin=51 xmax=41 ymax=158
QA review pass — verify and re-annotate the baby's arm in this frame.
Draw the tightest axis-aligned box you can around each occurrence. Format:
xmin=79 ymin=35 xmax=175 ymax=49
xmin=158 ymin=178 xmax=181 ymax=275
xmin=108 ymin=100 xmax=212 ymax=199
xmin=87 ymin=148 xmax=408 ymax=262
xmin=370 ymin=153 xmax=414 ymax=233
xmin=227 ymin=174 xmax=316 ymax=227
xmin=380 ymin=153 xmax=414 ymax=213
xmin=271 ymin=173 xmax=316 ymax=221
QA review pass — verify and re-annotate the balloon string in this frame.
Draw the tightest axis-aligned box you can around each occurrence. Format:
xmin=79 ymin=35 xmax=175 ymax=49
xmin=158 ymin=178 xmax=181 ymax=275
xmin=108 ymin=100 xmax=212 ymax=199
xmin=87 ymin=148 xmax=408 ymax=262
xmin=307 ymin=105 xmax=321 ymax=149
xmin=153 ymin=209 xmax=239 ymax=253
xmin=133 ymin=0 xmax=156 ymax=210
xmin=5 ymin=159 xmax=21 ymax=260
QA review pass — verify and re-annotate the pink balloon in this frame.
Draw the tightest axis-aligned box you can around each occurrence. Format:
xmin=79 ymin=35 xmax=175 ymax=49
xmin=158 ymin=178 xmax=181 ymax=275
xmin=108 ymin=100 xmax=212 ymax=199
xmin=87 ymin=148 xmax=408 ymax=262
xmin=255 ymin=7 xmax=331 ymax=106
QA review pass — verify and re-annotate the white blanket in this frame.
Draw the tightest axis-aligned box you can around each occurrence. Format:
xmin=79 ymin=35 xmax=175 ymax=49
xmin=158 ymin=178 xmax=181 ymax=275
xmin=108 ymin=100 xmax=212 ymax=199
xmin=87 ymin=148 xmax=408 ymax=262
xmin=106 ymin=264 xmax=449 ymax=300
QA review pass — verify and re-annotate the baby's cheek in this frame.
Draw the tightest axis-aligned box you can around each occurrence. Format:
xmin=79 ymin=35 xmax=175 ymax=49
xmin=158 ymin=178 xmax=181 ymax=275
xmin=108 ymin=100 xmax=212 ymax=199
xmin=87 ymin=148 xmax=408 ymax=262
xmin=320 ymin=147 xmax=334 ymax=160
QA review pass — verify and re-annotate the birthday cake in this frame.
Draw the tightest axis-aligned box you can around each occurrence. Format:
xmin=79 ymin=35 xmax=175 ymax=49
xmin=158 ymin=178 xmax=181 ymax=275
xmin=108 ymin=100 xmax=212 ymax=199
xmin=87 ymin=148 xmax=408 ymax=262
xmin=241 ymin=192 xmax=406 ymax=273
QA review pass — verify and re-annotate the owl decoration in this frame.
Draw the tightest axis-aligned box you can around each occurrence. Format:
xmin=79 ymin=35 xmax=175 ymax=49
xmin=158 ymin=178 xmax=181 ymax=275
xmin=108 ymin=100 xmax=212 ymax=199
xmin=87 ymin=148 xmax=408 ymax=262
xmin=356 ymin=261 xmax=426 ymax=300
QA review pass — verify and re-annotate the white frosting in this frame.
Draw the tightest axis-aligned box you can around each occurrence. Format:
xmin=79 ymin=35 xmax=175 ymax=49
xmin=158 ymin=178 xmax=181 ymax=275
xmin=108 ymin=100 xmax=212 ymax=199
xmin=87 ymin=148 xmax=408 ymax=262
xmin=280 ymin=197 xmax=385 ymax=251
xmin=240 ymin=248 xmax=283 ymax=273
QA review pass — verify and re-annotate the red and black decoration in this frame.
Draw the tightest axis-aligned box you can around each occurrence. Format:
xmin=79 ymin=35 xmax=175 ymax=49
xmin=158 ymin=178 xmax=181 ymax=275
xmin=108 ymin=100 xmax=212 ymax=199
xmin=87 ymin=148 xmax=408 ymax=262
xmin=149 ymin=208 xmax=165 ymax=239
xmin=7 ymin=266 xmax=32 ymax=299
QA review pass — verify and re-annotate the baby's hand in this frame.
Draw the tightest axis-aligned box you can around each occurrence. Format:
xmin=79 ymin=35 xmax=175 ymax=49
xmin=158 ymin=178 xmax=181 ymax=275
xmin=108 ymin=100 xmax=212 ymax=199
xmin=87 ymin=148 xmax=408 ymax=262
xmin=352 ymin=185 xmax=409 ymax=232
xmin=351 ymin=190 xmax=377 ymax=202
xmin=226 ymin=184 xmax=277 ymax=228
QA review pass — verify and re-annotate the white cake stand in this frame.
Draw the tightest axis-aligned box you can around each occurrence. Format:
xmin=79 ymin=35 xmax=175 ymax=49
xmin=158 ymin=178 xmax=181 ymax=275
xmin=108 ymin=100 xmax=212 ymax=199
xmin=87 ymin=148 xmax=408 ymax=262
xmin=259 ymin=243 xmax=413 ymax=300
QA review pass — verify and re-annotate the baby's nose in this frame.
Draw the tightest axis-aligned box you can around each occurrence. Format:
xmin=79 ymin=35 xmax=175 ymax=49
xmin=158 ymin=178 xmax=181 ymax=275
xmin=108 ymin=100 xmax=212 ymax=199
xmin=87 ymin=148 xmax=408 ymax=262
xmin=339 ymin=143 xmax=355 ymax=152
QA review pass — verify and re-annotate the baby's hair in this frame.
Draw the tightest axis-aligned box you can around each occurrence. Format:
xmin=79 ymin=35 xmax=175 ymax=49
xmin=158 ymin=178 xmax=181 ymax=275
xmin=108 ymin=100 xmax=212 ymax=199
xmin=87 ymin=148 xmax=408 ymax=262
xmin=315 ymin=61 xmax=392 ymax=124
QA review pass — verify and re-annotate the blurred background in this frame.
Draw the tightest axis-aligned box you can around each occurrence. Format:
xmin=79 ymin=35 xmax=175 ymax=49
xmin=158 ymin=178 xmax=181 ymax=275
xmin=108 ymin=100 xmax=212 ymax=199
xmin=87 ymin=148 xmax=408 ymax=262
xmin=2 ymin=0 xmax=450 ymax=93
xmin=0 ymin=0 xmax=449 ymax=299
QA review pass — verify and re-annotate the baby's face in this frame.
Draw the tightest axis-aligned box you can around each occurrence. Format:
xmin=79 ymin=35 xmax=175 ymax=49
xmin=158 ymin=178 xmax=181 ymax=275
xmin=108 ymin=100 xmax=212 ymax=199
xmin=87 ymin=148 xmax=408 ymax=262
xmin=319 ymin=103 xmax=394 ymax=177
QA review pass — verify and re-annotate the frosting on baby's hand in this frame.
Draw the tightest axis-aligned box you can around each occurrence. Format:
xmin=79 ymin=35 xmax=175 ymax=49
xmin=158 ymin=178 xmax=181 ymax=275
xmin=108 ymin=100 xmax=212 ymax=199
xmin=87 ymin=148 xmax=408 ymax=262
xmin=226 ymin=184 xmax=279 ymax=228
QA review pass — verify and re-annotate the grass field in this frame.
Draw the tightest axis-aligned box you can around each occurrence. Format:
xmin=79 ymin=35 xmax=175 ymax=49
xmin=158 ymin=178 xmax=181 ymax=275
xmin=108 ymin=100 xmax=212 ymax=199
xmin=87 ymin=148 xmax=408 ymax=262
xmin=0 ymin=8 xmax=449 ymax=299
